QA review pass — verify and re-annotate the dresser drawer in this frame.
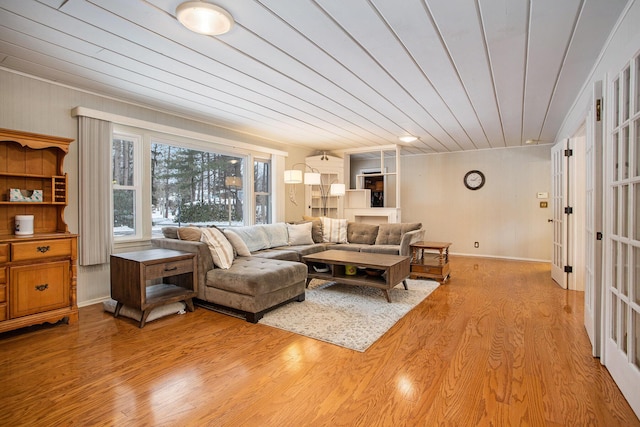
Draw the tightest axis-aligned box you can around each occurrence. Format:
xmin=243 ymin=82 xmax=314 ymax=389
xmin=0 ymin=244 xmax=8 ymax=263
xmin=10 ymin=261 xmax=70 ymax=318
xmin=145 ymin=258 xmax=194 ymax=281
xmin=11 ymin=239 xmax=72 ymax=262
xmin=0 ymin=284 xmax=6 ymax=303
xmin=0 ymin=303 xmax=6 ymax=322
xmin=0 ymin=266 xmax=6 ymax=284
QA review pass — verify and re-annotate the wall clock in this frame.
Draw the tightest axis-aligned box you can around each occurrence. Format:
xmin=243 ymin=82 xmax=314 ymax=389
xmin=464 ymin=170 xmax=485 ymax=190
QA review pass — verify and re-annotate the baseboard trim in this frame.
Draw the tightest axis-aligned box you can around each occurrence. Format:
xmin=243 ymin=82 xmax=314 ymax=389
xmin=451 ymin=252 xmax=551 ymax=263
xmin=78 ymin=296 xmax=112 ymax=308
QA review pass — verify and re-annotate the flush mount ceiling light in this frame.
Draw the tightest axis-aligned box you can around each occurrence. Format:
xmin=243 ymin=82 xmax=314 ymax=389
xmin=398 ymin=135 xmax=418 ymax=143
xmin=176 ymin=1 xmax=234 ymax=35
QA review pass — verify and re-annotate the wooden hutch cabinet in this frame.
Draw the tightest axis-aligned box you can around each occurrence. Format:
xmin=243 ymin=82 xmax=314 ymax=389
xmin=0 ymin=128 xmax=78 ymax=333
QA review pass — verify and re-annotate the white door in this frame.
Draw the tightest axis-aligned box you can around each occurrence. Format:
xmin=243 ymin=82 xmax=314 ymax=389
xmin=585 ymin=81 xmax=604 ymax=357
xmin=603 ymin=56 xmax=640 ymax=418
xmin=551 ymin=139 xmax=569 ymax=288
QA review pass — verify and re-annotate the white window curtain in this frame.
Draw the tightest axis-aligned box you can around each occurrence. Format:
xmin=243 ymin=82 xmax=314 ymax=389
xmin=78 ymin=116 xmax=113 ymax=266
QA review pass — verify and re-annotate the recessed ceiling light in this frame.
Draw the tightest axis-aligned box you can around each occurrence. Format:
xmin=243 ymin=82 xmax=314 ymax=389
xmin=176 ymin=1 xmax=234 ymax=35
xmin=525 ymin=139 xmax=538 ymax=144
xmin=398 ymin=135 xmax=418 ymax=143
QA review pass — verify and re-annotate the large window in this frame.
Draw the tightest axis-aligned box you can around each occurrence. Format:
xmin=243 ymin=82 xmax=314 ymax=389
xmin=151 ymin=141 xmax=245 ymax=235
xmin=112 ymin=130 xmax=272 ymax=240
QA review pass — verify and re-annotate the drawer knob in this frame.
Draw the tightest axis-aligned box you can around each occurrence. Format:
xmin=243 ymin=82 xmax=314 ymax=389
xmin=164 ymin=266 xmax=178 ymax=272
xmin=36 ymin=246 xmax=50 ymax=253
xmin=35 ymin=284 xmax=49 ymax=291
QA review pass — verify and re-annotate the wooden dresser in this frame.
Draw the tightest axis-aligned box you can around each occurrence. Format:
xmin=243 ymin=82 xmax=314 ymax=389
xmin=0 ymin=128 xmax=78 ymax=333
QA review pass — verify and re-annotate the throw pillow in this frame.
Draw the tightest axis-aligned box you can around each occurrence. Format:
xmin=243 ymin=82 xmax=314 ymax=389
xmin=321 ymin=217 xmax=348 ymax=243
xmin=177 ymin=226 xmax=202 ymax=241
xmin=223 ymin=229 xmax=251 ymax=256
xmin=261 ymin=223 xmax=289 ymax=247
xmin=161 ymin=226 xmax=179 ymax=239
xmin=287 ymin=222 xmax=314 ymax=245
xmin=200 ymin=227 xmax=234 ymax=269
xmin=232 ymin=225 xmax=270 ymax=252
xmin=302 ymin=215 xmax=323 ymax=243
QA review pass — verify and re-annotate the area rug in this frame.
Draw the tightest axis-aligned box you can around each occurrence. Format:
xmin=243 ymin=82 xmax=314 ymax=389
xmin=258 ymin=279 xmax=439 ymax=352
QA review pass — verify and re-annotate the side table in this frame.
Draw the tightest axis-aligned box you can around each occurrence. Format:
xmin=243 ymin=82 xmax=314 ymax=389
xmin=410 ymin=241 xmax=452 ymax=283
xmin=110 ymin=249 xmax=197 ymax=327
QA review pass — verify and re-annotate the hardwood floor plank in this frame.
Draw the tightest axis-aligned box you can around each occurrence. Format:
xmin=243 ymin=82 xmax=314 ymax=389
xmin=0 ymin=256 xmax=638 ymax=426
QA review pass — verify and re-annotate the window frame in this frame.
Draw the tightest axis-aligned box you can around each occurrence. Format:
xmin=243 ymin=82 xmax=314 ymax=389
xmin=254 ymin=156 xmax=272 ymax=224
xmin=112 ymin=131 xmax=144 ymax=242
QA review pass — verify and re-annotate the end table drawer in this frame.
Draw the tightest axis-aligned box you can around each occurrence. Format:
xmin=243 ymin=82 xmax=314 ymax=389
xmin=145 ymin=259 xmax=193 ymax=281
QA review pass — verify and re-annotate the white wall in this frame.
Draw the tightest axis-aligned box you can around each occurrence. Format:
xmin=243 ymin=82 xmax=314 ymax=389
xmin=0 ymin=68 xmax=300 ymax=305
xmin=401 ymin=145 xmax=553 ymax=261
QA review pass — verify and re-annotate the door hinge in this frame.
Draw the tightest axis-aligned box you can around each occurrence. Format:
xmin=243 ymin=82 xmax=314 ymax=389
xmin=564 ymin=265 xmax=573 ymax=273
xmin=564 ymin=149 xmax=573 ymax=157
xmin=596 ymin=231 xmax=603 ymax=240
xmin=596 ymin=99 xmax=602 ymax=122
xmin=564 ymin=206 xmax=573 ymax=214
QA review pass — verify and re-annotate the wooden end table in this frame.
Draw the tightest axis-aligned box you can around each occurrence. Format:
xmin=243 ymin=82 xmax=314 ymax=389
xmin=110 ymin=249 xmax=197 ymax=328
xmin=410 ymin=241 xmax=451 ymax=283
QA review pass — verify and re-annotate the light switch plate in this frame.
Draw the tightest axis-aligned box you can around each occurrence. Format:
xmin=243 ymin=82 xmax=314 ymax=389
xmin=537 ymin=192 xmax=548 ymax=199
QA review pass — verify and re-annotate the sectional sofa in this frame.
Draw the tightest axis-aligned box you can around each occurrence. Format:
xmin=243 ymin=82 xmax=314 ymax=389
xmin=152 ymin=218 xmax=424 ymax=322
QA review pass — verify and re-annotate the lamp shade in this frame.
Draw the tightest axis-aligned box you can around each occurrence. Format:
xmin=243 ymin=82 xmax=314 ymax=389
xmin=284 ymin=169 xmax=303 ymax=184
xmin=304 ymin=172 xmax=321 ymax=185
xmin=176 ymin=1 xmax=234 ymax=35
xmin=225 ymin=176 xmax=242 ymax=188
xmin=330 ymin=183 xmax=346 ymax=196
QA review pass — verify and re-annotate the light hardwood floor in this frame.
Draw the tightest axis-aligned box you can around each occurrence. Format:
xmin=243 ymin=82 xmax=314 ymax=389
xmin=1 ymin=256 xmax=638 ymax=426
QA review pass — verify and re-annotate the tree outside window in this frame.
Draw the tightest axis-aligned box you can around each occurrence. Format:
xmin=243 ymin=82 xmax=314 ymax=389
xmin=150 ymin=142 xmax=247 ymax=235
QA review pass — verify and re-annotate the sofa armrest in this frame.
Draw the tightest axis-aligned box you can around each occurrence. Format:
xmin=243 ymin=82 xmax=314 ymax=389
xmin=399 ymin=229 xmax=425 ymax=257
xmin=151 ymin=238 xmax=214 ymax=295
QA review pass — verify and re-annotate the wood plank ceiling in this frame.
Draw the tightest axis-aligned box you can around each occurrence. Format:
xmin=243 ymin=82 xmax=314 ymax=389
xmin=0 ymin=0 xmax=629 ymax=154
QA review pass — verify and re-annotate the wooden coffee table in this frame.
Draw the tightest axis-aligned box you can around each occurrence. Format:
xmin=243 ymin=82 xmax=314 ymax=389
xmin=302 ymin=250 xmax=410 ymax=302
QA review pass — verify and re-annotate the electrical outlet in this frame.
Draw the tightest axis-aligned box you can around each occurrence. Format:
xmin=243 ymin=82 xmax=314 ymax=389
xmin=474 ymin=242 xmax=479 ymax=248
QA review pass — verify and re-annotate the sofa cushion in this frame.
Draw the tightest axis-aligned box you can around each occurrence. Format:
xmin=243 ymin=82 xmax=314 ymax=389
xmin=223 ymin=229 xmax=251 ymax=257
xmin=200 ymin=227 xmax=234 ymax=269
xmin=232 ymin=225 xmax=270 ymax=252
xmin=375 ymin=223 xmax=422 ymax=245
xmin=262 ymin=223 xmax=289 ymax=247
xmin=162 ymin=226 xmax=179 ymax=239
xmin=206 ymin=257 xmax=307 ymax=296
xmin=347 ymin=222 xmax=379 ymax=245
xmin=251 ymin=249 xmax=300 ymax=262
xmin=177 ymin=226 xmax=202 ymax=241
xmin=302 ymin=216 xmax=324 ymax=243
xmin=321 ymin=217 xmax=348 ymax=243
xmin=275 ymin=243 xmax=327 ymax=259
xmin=287 ymin=222 xmax=314 ymax=245
xmin=360 ymin=245 xmax=400 ymax=255
xmin=331 ymin=243 xmax=363 ymax=252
